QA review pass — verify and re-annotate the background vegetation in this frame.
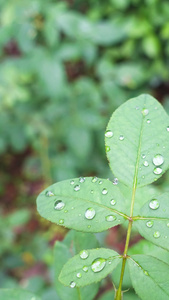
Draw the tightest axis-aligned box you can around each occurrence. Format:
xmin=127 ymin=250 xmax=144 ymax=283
xmin=1 ymin=0 xmax=169 ymax=298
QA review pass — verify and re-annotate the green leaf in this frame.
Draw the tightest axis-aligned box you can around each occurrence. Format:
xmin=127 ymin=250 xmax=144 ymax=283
xmin=59 ymin=248 xmax=121 ymax=287
xmin=128 ymin=255 xmax=169 ymax=300
xmin=105 ymin=94 xmax=169 ymax=188
xmin=36 ymin=177 xmax=127 ymax=233
xmin=0 ymin=288 xmax=40 ymax=300
xmin=135 ymin=192 xmax=169 ymax=251
xmin=54 ymin=231 xmax=99 ymax=300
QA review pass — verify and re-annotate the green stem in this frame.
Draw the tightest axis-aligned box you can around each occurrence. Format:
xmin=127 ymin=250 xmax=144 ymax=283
xmin=39 ymin=135 xmax=52 ymax=186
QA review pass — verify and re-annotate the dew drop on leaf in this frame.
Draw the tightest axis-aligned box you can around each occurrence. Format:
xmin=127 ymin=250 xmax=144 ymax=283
xmin=147 ymin=119 xmax=151 ymax=124
xmin=74 ymin=185 xmax=80 ymax=191
xmin=105 ymin=130 xmax=113 ymax=138
xmin=59 ymin=219 xmax=64 ymax=224
xmin=54 ymin=200 xmax=65 ymax=210
xmin=153 ymin=154 xmax=164 ymax=166
xmin=85 ymin=208 xmax=96 ymax=219
xmin=146 ymin=220 xmax=154 ymax=228
xmin=113 ymin=178 xmax=118 ymax=185
xmin=80 ymin=250 xmax=89 ymax=259
xmin=105 ymin=215 xmax=117 ymax=222
xmin=142 ymin=108 xmax=149 ymax=116
xmin=92 ymin=176 xmax=98 ymax=183
xmin=76 ymin=273 xmax=82 ymax=278
xmin=105 ymin=146 xmax=110 ymax=152
xmin=70 ymin=281 xmax=76 ymax=288
xmin=46 ymin=191 xmax=54 ymax=197
xmin=98 ymin=180 xmax=102 ymax=185
xmin=167 ymin=127 xmax=169 ymax=132
xmin=82 ymin=266 xmax=88 ymax=272
xmin=90 ymin=190 xmax=94 ymax=194
xmin=149 ymin=199 xmax=160 ymax=210
xmin=143 ymin=161 xmax=149 ymax=167
xmin=79 ymin=177 xmax=85 ymax=183
xmin=110 ymin=199 xmax=116 ymax=206
xmin=102 ymin=188 xmax=108 ymax=195
xmin=167 ymin=222 xmax=169 ymax=227
xmin=153 ymin=167 xmax=162 ymax=175
xmin=91 ymin=258 xmax=106 ymax=273
xmin=141 ymin=154 xmax=146 ymax=159
xmin=153 ymin=231 xmax=160 ymax=238
xmin=119 ymin=135 xmax=124 ymax=141
xmin=70 ymin=180 xmax=74 ymax=185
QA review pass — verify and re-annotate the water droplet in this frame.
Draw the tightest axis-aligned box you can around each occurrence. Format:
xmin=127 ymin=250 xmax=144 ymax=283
xmin=105 ymin=215 xmax=117 ymax=222
xmin=74 ymin=185 xmax=80 ymax=191
xmin=70 ymin=281 xmax=76 ymax=288
xmin=141 ymin=154 xmax=146 ymax=159
xmin=110 ymin=199 xmax=116 ymax=206
xmin=98 ymin=180 xmax=102 ymax=185
xmin=85 ymin=208 xmax=96 ymax=219
xmin=64 ymin=210 xmax=68 ymax=213
xmin=142 ymin=175 xmax=145 ymax=179
xmin=154 ymin=167 xmax=162 ymax=175
xmin=105 ymin=130 xmax=113 ymax=138
xmin=135 ymin=106 xmax=139 ymax=110
xmin=147 ymin=119 xmax=151 ymax=124
xmin=108 ymin=260 xmax=112 ymax=265
xmin=82 ymin=266 xmax=88 ymax=272
xmin=143 ymin=270 xmax=149 ymax=276
xmin=91 ymin=258 xmax=106 ymax=273
xmin=119 ymin=135 xmax=124 ymax=141
xmin=153 ymin=154 xmax=164 ymax=166
xmin=80 ymin=250 xmax=89 ymax=259
xmin=165 ymin=236 xmax=168 ymax=239
xmin=105 ymin=146 xmax=110 ymax=152
xmin=71 ymin=207 xmax=74 ymax=210
xmin=143 ymin=161 xmax=149 ymax=167
xmin=70 ymin=180 xmax=74 ymax=185
xmin=167 ymin=127 xmax=169 ymax=132
xmin=54 ymin=200 xmax=65 ymax=210
xmin=79 ymin=177 xmax=85 ymax=183
xmin=92 ymin=176 xmax=98 ymax=183
xmin=102 ymin=188 xmax=108 ymax=195
xmin=167 ymin=222 xmax=169 ymax=227
xmin=76 ymin=272 xmax=82 ymax=278
xmin=146 ymin=220 xmax=154 ymax=228
xmin=90 ymin=190 xmax=94 ymax=194
xmin=142 ymin=108 xmax=149 ymax=116
xmin=113 ymin=178 xmax=118 ymax=185
xmin=153 ymin=231 xmax=160 ymax=238
xmin=149 ymin=199 xmax=160 ymax=210
xmin=59 ymin=219 xmax=64 ymax=224
xmin=46 ymin=191 xmax=54 ymax=197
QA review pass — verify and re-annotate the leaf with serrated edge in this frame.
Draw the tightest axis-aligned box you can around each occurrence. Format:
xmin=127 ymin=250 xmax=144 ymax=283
xmin=105 ymin=94 xmax=169 ymax=188
xmin=128 ymin=255 xmax=169 ymax=300
xmin=135 ymin=192 xmax=169 ymax=251
xmin=36 ymin=177 xmax=127 ymax=232
xmin=59 ymin=248 xmax=121 ymax=287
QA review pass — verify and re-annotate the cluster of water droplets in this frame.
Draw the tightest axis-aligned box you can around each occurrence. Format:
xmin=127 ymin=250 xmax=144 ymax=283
xmin=69 ymin=250 xmax=109 ymax=288
xmin=140 ymin=152 xmax=164 ymax=177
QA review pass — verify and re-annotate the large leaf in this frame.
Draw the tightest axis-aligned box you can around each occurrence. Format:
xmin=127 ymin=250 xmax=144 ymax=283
xmin=36 ymin=177 xmax=127 ymax=232
xmin=105 ymin=94 xmax=169 ymax=188
xmin=54 ymin=230 xmax=99 ymax=300
xmin=135 ymin=193 xmax=169 ymax=251
xmin=128 ymin=255 xmax=169 ymax=300
xmin=0 ymin=289 xmax=40 ymax=300
xmin=59 ymin=248 xmax=121 ymax=287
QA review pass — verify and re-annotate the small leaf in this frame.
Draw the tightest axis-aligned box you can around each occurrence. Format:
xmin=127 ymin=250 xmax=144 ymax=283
xmin=54 ymin=231 xmax=99 ymax=300
xmin=135 ymin=192 xmax=169 ymax=251
xmin=0 ymin=289 xmax=40 ymax=300
xmin=36 ymin=177 xmax=127 ymax=232
xmin=105 ymin=94 xmax=169 ymax=188
xmin=59 ymin=248 xmax=121 ymax=287
xmin=128 ymin=255 xmax=169 ymax=300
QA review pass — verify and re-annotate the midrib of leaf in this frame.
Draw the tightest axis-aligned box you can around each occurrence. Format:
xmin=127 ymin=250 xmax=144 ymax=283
xmin=129 ymin=257 xmax=169 ymax=297
xmin=51 ymin=193 xmax=128 ymax=219
xmin=115 ymin=109 xmax=145 ymax=300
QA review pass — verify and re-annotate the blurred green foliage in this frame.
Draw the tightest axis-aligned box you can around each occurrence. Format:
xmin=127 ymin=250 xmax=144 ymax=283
xmin=1 ymin=0 xmax=169 ymax=298
xmin=1 ymin=0 xmax=169 ymax=182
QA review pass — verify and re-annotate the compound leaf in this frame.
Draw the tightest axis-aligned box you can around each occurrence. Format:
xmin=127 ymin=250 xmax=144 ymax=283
xmin=105 ymin=94 xmax=169 ymax=188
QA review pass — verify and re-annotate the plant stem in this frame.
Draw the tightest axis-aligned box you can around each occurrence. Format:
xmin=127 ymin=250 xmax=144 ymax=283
xmin=39 ymin=135 xmax=52 ymax=186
